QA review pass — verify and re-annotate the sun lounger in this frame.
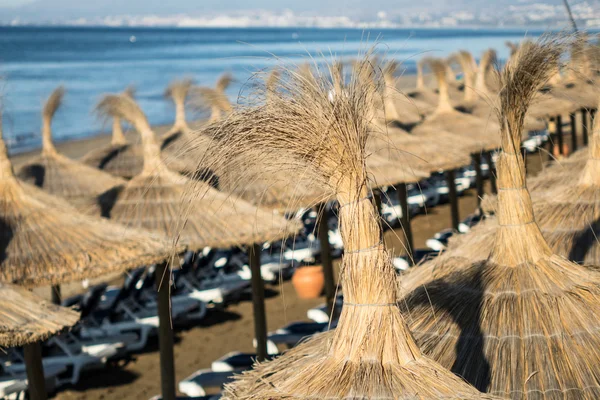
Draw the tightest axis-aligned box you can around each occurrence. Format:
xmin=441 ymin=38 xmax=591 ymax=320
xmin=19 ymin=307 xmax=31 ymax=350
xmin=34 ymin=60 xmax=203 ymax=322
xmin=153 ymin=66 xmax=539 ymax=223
xmin=178 ymin=369 xmax=235 ymax=397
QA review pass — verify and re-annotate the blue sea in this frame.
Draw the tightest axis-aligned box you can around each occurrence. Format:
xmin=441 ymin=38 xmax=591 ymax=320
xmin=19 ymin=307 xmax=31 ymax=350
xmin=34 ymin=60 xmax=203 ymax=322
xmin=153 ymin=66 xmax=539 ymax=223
xmin=0 ymin=26 xmax=560 ymax=153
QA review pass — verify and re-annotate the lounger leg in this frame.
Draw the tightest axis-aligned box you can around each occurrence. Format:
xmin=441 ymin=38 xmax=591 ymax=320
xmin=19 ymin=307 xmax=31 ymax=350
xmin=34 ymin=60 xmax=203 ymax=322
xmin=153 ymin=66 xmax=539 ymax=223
xmin=155 ymin=262 xmax=176 ymax=400
xmin=397 ymin=183 xmax=414 ymax=266
xmin=249 ymin=243 xmax=268 ymax=362
xmin=316 ymin=203 xmax=336 ymax=318
xmin=24 ymin=342 xmax=47 ymax=400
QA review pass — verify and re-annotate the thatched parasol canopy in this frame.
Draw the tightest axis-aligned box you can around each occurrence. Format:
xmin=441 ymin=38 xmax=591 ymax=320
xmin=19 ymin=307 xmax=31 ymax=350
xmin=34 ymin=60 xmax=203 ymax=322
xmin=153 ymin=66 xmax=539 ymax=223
xmin=399 ymin=36 xmax=600 ymax=397
xmin=484 ymin=96 xmax=600 ymax=265
xmin=404 ymin=57 xmax=441 ymax=106
xmin=381 ymin=61 xmax=432 ymax=125
xmin=201 ymin=67 xmax=333 ymax=214
xmin=0 ymin=282 xmax=79 ymax=348
xmin=202 ymin=55 xmax=497 ymax=399
xmin=16 ymin=87 xmax=126 ymax=212
xmin=158 ymin=78 xmax=219 ymax=177
xmin=210 ymin=161 xmax=332 ymax=214
xmin=411 ymin=58 xmax=501 ymax=152
xmin=80 ymin=86 xmax=145 ymax=179
xmin=94 ymin=94 xmax=299 ymax=251
xmin=457 ymin=49 xmax=547 ymax=133
xmin=448 ymin=50 xmax=478 ymax=106
xmin=368 ymin=122 xmax=474 ymax=173
xmin=541 ymin=36 xmax=599 ymax=110
xmin=0 ymin=119 xmax=176 ymax=288
xmin=367 ymin=152 xmax=430 ymax=187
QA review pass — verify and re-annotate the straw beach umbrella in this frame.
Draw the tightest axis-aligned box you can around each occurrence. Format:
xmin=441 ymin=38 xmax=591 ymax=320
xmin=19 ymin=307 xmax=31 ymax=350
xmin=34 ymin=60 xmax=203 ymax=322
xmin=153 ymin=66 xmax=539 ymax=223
xmin=192 ymin=73 xmax=234 ymax=124
xmin=95 ymin=94 xmax=299 ymax=400
xmin=405 ymin=57 xmax=441 ymax=106
xmin=412 ymin=59 xmax=501 ymax=152
xmin=381 ymin=61 xmax=432 ymax=126
xmin=368 ymin=123 xmax=473 ymax=261
xmin=95 ymin=95 xmax=299 ymax=249
xmin=400 ymin=36 xmax=600 ymax=397
xmin=159 ymin=78 xmax=218 ymax=177
xmin=0 ymin=282 xmax=79 ymax=400
xmin=0 ymin=114 xmax=175 ymax=399
xmin=456 ymin=49 xmax=548 ymax=134
xmin=545 ymin=42 xmax=599 ymax=154
xmin=16 ymin=87 xmax=126 ymax=213
xmin=479 ymin=94 xmax=600 ymax=266
xmin=198 ymin=55 xmax=496 ymax=400
xmin=410 ymin=58 xmax=500 ymax=228
xmin=80 ymin=86 xmax=147 ymax=179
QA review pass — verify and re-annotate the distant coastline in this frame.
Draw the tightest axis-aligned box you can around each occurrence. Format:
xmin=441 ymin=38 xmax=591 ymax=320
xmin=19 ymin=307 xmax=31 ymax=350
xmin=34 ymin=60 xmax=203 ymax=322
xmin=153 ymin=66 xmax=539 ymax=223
xmin=0 ymin=24 xmax=586 ymax=31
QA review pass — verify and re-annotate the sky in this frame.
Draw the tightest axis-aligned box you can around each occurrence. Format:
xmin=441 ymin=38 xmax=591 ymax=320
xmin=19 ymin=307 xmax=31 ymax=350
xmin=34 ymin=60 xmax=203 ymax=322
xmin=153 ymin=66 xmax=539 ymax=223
xmin=0 ymin=0 xmax=553 ymax=15
xmin=0 ymin=0 xmax=570 ymax=24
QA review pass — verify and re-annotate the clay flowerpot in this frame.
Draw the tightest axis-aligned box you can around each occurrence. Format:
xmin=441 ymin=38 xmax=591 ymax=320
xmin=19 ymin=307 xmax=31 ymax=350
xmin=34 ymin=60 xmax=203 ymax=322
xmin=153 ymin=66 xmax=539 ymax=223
xmin=292 ymin=265 xmax=325 ymax=299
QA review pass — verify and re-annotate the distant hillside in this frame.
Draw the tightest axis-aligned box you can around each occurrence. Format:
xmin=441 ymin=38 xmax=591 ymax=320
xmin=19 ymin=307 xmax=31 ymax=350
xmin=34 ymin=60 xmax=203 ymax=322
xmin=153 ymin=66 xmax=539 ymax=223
xmin=0 ymin=0 xmax=592 ymax=27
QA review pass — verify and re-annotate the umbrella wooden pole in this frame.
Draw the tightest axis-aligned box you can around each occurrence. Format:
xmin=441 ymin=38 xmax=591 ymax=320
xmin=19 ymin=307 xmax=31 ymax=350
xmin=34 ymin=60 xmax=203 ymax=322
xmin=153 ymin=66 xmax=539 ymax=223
xmin=23 ymin=342 xmax=47 ymax=400
xmin=486 ymin=151 xmax=498 ymax=194
xmin=582 ymin=109 xmax=589 ymax=146
xmin=249 ymin=243 xmax=267 ymax=362
xmin=154 ymin=262 xmax=176 ymax=400
xmin=51 ymin=285 xmax=61 ymax=305
xmin=397 ymin=183 xmax=414 ymax=265
xmin=316 ymin=203 xmax=336 ymax=316
xmin=548 ymin=116 xmax=556 ymax=162
xmin=373 ymin=189 xmax=383 ymax=217
xmin=472 ymin=153 xmax=484 ymax=205
xmin=570 ymin=112 xmax=577 ymax=152
xmin=445 ymin=170 xmax=460 ymax=231
xmin=557 ymin=115 xmax=564 ymax=156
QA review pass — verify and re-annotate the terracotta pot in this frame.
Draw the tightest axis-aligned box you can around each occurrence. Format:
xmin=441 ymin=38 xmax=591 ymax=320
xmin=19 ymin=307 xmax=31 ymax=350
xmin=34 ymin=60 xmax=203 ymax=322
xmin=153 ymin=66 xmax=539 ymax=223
xmin=292 ymin=265 xmax=325 ymax=299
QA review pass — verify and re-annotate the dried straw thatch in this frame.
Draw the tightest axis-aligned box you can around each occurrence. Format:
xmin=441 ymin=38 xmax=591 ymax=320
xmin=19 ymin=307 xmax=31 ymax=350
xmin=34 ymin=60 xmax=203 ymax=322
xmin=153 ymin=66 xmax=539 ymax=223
xmin=412 ymin=58 xmax=501 ymax=152
xmin=0 ymin=282 xmax=79 ymax=348
xmin=451 ymin=50 xmax=478 ymax=106
xmin=95 ymin=94 xmax=298 ymax=250
xmin=202 ymin=66 xmax=334 ymax=213
xmin=381 ymin=61 xmax=432 ymax=125
xmin=110 ymin=86 xmax=136 ymax=145
xmin=192 ymin=73 xmax=233 ymax=124
xmin=546 ymin=56 xmax=599 ymax=110
xmin=163 ymin=78 xmax=195 ymax=137
xmin=406 ymin=57 xmax=442 ymax=106
xmin=458 ymin=49 xmax=547 ymax=133
xmin=368 ymin=123 xmax=473 ymax=172
xmin=480 ymin=93 xmax=600 ymax=266
xmin=506 ymin=40 xmax=519 ymax=56
xmin=159 ymin=78 xmax=217 ymax=176
xmin=354 ymin=59 xmax=472 ymax=173
xmin=399 ymin=35 xmax=600 ymax=398
xmin=80 ymin=86 xmax=144 ymax=179
xmin=0 ymin=115 xmax=176 ymax=287
xmin=199 ymin=55 xmax=496 ymax=399
xmin=16 ymin=87 xmax=126 ymax=212
xmin=367 ymin=152 xmax=430 ymax=187
xmin=80 ymin=86 xmax=146 ymax=179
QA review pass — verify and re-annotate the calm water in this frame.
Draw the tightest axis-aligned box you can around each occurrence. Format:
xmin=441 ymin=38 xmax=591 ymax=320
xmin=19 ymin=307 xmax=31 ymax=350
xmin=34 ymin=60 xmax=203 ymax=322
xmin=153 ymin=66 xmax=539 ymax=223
xmin=0 ymin=26 xmax=552 ymax=152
